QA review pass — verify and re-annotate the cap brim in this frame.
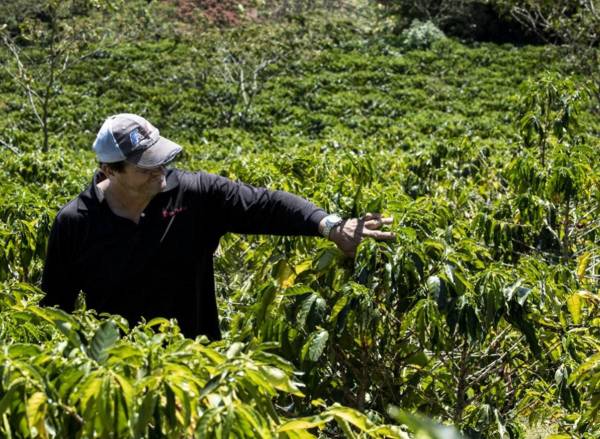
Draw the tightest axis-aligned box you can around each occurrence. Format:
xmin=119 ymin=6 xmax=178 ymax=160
xmin=126 ymin=136 xmax=182 ymax=168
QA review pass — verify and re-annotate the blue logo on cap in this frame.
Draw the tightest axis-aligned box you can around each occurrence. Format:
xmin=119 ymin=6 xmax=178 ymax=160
xmin=130 ymin=129 xmax=140 ymax=147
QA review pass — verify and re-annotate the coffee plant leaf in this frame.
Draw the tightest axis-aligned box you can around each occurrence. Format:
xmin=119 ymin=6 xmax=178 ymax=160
xmin=277 ymin=414 xmax=331 ymax=433
xmin=388 ymin=406 xmax=465 ymax=439
xmin=89 ymin=320 xmax=120 ymax=364
xmin=301 ymin=329 xmax=329 ymax=363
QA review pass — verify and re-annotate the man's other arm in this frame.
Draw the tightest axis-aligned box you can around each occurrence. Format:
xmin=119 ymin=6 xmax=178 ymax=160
xmin=41 ymin=210 xmax=82 ymax=311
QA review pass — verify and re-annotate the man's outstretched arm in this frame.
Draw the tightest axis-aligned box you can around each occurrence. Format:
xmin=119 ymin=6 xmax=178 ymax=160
xmin=202 ymin=173 xmax=327 ymax=236
xmin=199 ymin=173 xmax=395 ymax=253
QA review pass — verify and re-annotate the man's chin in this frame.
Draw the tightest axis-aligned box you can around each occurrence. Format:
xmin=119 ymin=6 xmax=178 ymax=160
xmin=157 ymin=177 xmax=167 ymax=192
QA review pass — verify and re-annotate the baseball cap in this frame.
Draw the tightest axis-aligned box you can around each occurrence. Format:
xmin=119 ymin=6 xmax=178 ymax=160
xmin=92 ymin=114 xmax=182 ymax=168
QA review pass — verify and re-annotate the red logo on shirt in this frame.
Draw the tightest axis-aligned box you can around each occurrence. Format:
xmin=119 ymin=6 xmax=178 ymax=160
xmin=162 ymin=207 xmax=187 ymax=219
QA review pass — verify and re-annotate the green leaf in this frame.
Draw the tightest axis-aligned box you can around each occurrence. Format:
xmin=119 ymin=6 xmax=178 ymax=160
xmin=314 ymin=248 xmax=338 ymax=272
xmin=260 ymin=365 xmax=304 ymax=396
xmin=301 ymin=329 xmax=329 ymax=362
xmin=8 ymin=344 xmax=42 ymax=357
xmin=453 ymin=270 xmax=472 ymax=295
xmin=387 ymin=406 xmax=465 ymax=439
xmin=90 ymin=321 xmax=119 ymax=363
xmin=569 ymin=352 xmax=600 ymax=384
xmin=76 ymin=372 xmax=103 ymax=412
xmin=426 ymin=276 xmax=441 ymax=297
xmin=278 ymin=414 xmax=332 ymax=432
xmin=146 ymin=317 xmax=171 ymax=328
xmin=275 ymin=259 xmax=296 ymax=288
xmin=164 ymin=382 xmax=177 ymax=428
xmin=424 ymin=240 xmax=445 ymax=258
xmin=577 ymin=252 xmax=591 ymax=281
xmin=221 ymin=404 xmax=234 ymax=439
xmin=297 ymin=293 xmax=317 ymax=327
xmin=226 ymin=342 xmax=244 ymax=359
xmin=329 ymin=295 xmax=349 ymax=322
xmin=281 ymin=285 xmax=314 ymax=297
xmin=567 ymin=293 xmax=582 ymax=325
xmin=255 ymin=283 xmax=277 ymax=328
xmin=515 ymin=287 xmax=532 ymax=306
xmin=106 ymin=345 xmax=143 ymax=364
xmin=406 ymin=351 xmax=429 ymax=367
xmin=113 ymin=372 xmax=135 ymax=416
xmin=246 ymin=368 xmax=276 ymax=395
xmin=196 ymin=407 xmax=221 ymax=436
xmin=398 ymin=227 xmax=417 ymax=241
xmin=0 ymin=386 xmax=18 ymax=417
xmin=134 ymin=392 xmax=157 ymax=437
xmin=428 ymin=275 xmax=448 ymax=311
xmin=29 ymin=306 xmax=82 ymax=348
xmin=26 ymin=391 xmax=46 ymax=429
xmin=326 ymin=405 xmax=370 ymax=431
xmin=236 ymin=404 xmax=270 ymax=438
xmin=199 ymin=373 xmax=224 ymax=399
xmin=503 ymin=282 xmax=531 ymax=305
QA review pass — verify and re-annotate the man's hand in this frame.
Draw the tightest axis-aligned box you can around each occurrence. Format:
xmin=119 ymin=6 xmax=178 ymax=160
xmin=326 ymin=213 xmax=395 ymax=257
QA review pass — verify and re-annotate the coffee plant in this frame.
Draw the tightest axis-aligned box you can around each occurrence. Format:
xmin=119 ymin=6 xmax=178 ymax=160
xmin=0 ymin=2 xmax=598 ymax=437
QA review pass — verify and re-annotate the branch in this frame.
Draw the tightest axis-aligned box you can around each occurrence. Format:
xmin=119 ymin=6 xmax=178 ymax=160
xmin=0 ymin=138 xmax=21 ymax=155
xmin=2 ymin=34 xmax=44 ymax=128
xmin=467 ymin=340 xmax=520 ymax=389
xmin=484 ymin=326 xmax=512 ymax=355
xmin=510 ymin=5 xmax=552 ymax=43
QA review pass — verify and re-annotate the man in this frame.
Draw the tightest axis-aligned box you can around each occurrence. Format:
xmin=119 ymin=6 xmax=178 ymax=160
xmin=42 ymin=113 xmax=394 ymax=340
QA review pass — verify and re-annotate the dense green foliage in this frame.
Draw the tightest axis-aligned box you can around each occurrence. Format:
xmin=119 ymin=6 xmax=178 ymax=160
xmin=375 ymin=0 xmax=600 ymax=46
xmin=1 ymin=2 xmax=599 ymax=438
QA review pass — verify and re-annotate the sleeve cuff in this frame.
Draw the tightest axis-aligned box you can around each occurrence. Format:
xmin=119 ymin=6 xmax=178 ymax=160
xmin=307 ymin=209 xmax=328 ymax=236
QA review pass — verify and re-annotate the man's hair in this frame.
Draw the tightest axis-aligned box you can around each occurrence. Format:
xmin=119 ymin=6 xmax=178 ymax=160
xmin=99 ymin=161 xmax=127 ymax=173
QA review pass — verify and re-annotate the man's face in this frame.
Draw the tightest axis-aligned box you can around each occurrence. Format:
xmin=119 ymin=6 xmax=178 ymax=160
xmin=110 ymin=163 xmax=167 ymax=197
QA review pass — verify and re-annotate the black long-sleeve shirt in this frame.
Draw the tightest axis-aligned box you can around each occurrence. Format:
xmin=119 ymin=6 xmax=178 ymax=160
xmin=41 ymin=169 xmax=327 ymax=339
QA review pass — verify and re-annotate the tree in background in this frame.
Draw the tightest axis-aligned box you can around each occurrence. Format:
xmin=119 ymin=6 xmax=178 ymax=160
xmin=373 ymin=0 xmax=538 ymax=43
xmin=496 ymin=0 xmax=600 ymax=46
xmin=497 ymin=0 xmax=600 ymax=109
xmin=0 ymin=0 xmax=116 ymax=152
xmin=375 ymin=0 xmax=599 ymax=46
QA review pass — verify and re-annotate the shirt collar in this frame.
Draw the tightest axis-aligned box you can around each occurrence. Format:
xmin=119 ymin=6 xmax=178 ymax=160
xmin=77 ymin=168 xmax=180 ymax=212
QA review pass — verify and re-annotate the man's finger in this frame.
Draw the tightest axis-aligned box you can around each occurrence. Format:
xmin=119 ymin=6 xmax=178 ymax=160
xmin=363 ymin=229 xmax=396 ymax=240
xmin=364 ymin=217 xmax=393 ymax=229
xmin=362 ymin=212 xmax=382 ymax=221
xmin=364 ymin=218 xmax=382 ymax=229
